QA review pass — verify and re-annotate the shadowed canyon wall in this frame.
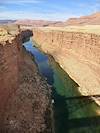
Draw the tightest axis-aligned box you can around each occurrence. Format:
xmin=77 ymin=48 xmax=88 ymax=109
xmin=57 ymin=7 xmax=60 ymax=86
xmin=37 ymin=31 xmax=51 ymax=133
xmin=0 ymin=27 xmax=52 ymax=133
xmin=0 ymin=34 xmax=22 ymax=113
xmin=0 ymin=29 xmax=33 ymax=112
xmin=0 ymin=29 xmax=32 ymax=113
xmin=33 ymin=28 xmax=100 ymax=105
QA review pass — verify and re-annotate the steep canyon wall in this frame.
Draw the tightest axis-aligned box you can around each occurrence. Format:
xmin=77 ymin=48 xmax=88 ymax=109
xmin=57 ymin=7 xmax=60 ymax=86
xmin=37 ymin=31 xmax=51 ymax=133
xmin=0 ymin=34 xmax=22 ymax=114
xmin=0 ymin=27 xmax=51 ymax=132
xmin=33 ymin=28 xmax=100 ymax=105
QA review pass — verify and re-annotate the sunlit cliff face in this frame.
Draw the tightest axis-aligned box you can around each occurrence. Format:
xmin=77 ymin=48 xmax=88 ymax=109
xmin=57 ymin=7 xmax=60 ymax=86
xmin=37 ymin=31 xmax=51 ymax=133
xmin=33 ymin=28 xmax=100 ymax=105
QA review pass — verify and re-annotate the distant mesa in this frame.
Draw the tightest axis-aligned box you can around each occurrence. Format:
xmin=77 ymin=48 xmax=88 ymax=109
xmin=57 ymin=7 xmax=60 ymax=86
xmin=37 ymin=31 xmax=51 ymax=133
xmin=15 ymin=12 xmax=100 ymax=27
xmin=66 ymin=12 xmax=100 ymax=25
xmin=0 ymin=20 xmax=16 ymax=24
xmin=0 ymin=11 xmax=100 ymax=26
xmin=15 ymin=19 xmax=65 ymax=27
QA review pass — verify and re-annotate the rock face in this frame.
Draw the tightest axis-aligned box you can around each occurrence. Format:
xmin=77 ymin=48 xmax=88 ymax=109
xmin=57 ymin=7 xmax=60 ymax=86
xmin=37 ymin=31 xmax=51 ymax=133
xmin=66 ymin=12 xmax=100 ymax=25
xmin=33 ymin=28 xmax=100 ymax=105
xmin=0 ymin=26 xmax=52 ymax=132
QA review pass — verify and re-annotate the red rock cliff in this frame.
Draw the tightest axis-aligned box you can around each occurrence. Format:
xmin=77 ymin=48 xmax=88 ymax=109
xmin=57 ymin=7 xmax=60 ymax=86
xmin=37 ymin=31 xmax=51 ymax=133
xmin=33 ymin=28 xmax=100 ymax=105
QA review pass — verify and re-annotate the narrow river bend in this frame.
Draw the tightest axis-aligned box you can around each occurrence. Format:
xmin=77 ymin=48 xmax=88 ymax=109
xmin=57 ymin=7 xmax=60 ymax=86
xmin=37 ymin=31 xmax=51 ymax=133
xmin=23 ymin=38 xmax=100 ymax=133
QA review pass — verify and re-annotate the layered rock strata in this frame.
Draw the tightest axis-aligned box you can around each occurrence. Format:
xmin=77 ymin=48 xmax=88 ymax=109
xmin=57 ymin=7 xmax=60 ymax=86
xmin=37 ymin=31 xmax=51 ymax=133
xmin=33 ymin=28 xmax=100 ymax=105
xmin=0 ymin=26 xmax=52 ymax=132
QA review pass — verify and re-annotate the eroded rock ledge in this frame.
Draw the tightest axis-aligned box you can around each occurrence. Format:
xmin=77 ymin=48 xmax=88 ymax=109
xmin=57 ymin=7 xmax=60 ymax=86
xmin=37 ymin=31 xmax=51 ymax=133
xmin=33 ymin=28 xmax=100 ymax=105
xmin=0 ymin=25 xmax=52 ymax=132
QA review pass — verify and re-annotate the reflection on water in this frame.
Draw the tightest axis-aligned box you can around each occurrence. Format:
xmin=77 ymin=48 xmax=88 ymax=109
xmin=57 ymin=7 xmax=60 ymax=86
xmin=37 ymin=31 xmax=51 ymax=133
xmin=23 ymin=39 xmax=100 ymax=133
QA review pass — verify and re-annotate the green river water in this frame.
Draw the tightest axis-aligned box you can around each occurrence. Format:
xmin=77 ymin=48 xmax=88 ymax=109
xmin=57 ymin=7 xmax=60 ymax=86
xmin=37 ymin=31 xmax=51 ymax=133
xmin=23 ymin=39 xmax=100 ymax=133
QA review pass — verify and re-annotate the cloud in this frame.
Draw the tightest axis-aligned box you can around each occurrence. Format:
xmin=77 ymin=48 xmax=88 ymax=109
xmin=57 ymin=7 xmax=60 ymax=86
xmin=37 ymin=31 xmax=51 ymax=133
xmin=0 ymin=0 xmax=82 ymax=20
xmin=0 ymin=5 xmax=6 ymax=9
xmin=3 ymin=0 xmax=45 ymax=5
xmin=75 ymin=0 xmax=100 ymax=13
xmin=90 ymin=0 xmax=100 ymax=12
xmin=0 ymin=10 xmax=80 ymax=21
xmin=0 ymin=0 xmax=100 ymax=20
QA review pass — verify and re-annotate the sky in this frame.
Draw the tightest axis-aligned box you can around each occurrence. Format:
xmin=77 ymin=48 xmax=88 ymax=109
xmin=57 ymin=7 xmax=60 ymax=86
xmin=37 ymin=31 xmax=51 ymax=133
xmin=0 ymin=0 xmax=100 ymax=20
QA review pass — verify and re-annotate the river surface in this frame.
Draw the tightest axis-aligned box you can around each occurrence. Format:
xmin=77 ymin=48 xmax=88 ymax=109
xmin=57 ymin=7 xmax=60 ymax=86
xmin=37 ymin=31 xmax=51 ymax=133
xmin=23 ymin=39 xmax=100 ymax=133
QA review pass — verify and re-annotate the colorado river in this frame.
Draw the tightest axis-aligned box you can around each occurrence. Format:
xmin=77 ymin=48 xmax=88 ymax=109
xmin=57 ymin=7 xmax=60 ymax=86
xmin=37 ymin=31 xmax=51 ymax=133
xmin=23 ymin=38 xmax=100 ymax=133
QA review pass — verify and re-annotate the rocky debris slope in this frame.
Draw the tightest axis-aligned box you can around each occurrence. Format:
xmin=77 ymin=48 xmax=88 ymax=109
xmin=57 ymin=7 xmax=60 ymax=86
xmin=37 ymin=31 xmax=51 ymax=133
xmin=0 ymin=25 xmax=52 ymax=132
xmin=33 ymin=27 xmax=100 ymax=105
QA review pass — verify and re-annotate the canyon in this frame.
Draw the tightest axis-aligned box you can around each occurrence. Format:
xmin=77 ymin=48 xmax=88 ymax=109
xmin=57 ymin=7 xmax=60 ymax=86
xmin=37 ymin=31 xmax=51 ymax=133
xmin=33 ymin=27 xmax=100 ymax=105
xmin=0 ymin=25 xmax=52 ymax=132
xmin=0 ymin=11 xmax=100 ymax=132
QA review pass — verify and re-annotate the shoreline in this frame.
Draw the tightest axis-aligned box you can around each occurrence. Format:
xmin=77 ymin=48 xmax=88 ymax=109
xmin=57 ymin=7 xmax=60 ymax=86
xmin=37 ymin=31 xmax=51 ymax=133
xmin=24 ymin=40 xmax=56 ymax=133
xmin=24 ymin=45 xmax=54 ymax=133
